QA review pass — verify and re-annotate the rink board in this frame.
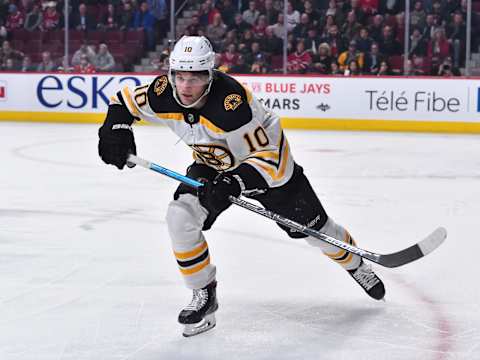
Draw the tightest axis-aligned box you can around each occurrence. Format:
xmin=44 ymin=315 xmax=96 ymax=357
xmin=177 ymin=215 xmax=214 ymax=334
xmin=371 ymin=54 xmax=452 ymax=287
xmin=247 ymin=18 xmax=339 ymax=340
xmin=0 ymin=73 xmax=479 ymax=133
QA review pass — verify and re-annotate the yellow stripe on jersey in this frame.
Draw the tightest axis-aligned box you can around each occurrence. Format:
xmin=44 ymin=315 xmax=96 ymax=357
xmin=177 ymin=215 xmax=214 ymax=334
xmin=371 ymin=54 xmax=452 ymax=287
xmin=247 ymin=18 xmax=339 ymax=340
xmin=179 ymin=257 xmax=211 ymax=275
xmin=109 ymin=95 xmax=121 ymax=105
xmin=199 ymin=116 xmax=225 ymax=134
xmin=245 ymin=138 xmax=290 ymax=181
xmin=121 ymin=87 xmax=140 ymax=117
xmin=156 ymin=113 xmax=184 ymax=121
xmin=174 ymin=241 xmax=208 ymax=260
xmin=247 ymin=131 xmax=285 ymax=163
xmin=245 ymin=152 xmax=288 ymax=181
xmin=250 ymin=149 xmax=280 ymax=162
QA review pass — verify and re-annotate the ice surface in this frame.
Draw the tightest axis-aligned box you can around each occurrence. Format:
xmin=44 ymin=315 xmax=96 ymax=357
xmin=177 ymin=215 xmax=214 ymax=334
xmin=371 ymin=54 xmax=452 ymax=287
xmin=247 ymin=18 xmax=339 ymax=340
xmin=1 ymin=122 xmax=479 ymax=360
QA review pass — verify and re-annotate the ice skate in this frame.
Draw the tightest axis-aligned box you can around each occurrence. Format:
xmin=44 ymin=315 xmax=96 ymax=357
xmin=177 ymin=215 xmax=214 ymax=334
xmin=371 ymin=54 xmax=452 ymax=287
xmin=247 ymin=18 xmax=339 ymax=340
xmin=348 ymin=261 xmax=385 ymax=300
xmin=178 ymin=280 xmax=218 ymax=337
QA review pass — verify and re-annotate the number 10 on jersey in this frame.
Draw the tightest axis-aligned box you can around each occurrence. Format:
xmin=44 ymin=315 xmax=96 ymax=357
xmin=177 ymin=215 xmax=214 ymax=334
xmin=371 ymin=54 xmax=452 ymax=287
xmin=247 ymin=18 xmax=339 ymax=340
xmin=243 ymin=126 xmax=270 ymax=152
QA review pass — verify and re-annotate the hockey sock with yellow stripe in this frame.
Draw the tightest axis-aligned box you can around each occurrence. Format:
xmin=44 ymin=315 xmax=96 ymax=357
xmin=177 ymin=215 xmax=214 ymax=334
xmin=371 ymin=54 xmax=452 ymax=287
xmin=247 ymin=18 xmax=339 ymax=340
xmin=172 ymin=236 xmax=217 ymax=290
xmin=305 ymin=217 xmax=361 ymax=271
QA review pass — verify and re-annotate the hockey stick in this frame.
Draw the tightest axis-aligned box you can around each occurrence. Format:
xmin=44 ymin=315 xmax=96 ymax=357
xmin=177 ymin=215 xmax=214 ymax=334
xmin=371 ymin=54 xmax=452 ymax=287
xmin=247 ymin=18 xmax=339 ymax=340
xmin=127 ymin=154 xmax=446 ymax=268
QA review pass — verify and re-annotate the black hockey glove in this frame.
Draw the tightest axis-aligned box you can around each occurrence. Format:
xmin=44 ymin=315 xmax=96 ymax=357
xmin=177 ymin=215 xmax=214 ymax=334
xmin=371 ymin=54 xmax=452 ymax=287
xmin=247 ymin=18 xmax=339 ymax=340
xmin=198 ymin=173 xmax=242 ymax=213
xmin=98 ymin=123 xmax=136 ymax=170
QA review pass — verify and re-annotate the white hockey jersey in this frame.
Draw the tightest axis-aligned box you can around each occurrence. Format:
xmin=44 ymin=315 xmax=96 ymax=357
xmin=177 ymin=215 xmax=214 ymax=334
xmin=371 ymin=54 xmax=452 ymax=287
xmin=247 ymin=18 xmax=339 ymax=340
xmin=109 ymin=71 xmax=295 ymax=189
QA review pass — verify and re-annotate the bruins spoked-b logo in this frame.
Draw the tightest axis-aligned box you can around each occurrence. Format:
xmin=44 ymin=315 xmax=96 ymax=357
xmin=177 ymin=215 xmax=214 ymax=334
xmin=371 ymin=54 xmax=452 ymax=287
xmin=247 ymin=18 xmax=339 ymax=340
xmin=224 ymin=94 xmax=243 ymax=111
xmin=154 ymin=76 xmax=168 ymax=96
xmin=190 ymin=144 xmax=234 ymax=171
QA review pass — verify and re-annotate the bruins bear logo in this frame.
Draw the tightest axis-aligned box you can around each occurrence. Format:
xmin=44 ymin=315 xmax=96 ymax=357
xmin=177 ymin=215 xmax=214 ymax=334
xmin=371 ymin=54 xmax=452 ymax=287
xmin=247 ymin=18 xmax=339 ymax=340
xmin=224 ymin=94 xmax=243 ymax=111
xmin=190 ymin=144 xmax=234 ymax=171
xmin=154 ymin=76 xmax=168 ymax=96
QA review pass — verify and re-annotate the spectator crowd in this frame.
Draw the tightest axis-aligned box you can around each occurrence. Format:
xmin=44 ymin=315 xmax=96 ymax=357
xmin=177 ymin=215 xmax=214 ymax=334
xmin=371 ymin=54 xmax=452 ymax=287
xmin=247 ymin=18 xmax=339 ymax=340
xmin=0 ymin=0 xmax=478 ymax=75
xmin=179 ymin=0 xmax=477 ymax=76
xmin=0 ymin=0 xmax=167 ymax=72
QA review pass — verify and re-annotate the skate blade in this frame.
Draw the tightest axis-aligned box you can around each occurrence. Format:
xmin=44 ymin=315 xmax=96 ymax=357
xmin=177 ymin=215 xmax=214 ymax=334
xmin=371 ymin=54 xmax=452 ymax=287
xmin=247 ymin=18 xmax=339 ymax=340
xmin=182 ymin=313 xmax=216 ymax=337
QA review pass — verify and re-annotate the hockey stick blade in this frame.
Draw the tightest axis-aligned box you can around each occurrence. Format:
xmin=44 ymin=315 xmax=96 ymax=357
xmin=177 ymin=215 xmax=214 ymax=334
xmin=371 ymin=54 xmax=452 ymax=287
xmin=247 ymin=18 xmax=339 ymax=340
xmin=127 ymin=155 xmax=447 ymax=268
xmin=364 ymin=227 xmax=447 ymax=268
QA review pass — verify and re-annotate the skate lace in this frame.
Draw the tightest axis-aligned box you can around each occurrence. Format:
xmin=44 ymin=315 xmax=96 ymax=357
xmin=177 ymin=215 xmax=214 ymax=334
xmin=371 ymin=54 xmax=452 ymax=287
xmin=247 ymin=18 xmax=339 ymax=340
xmin=352 ymin=264 xmax=379 ymax=291
xmin=184 ymin=288 xmax=208 ymax=311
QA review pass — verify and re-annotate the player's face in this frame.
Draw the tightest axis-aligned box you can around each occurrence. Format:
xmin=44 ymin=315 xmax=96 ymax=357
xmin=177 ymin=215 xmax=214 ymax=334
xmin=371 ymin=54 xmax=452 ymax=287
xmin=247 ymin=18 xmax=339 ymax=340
xmin=174 ymin=71 xmax=209 ymax=106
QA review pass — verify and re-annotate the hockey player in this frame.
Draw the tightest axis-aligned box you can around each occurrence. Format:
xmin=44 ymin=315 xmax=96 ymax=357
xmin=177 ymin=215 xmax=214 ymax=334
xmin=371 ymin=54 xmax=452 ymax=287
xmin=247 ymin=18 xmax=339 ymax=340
xmin=98 ymin=36 xmax=385 ymax=337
